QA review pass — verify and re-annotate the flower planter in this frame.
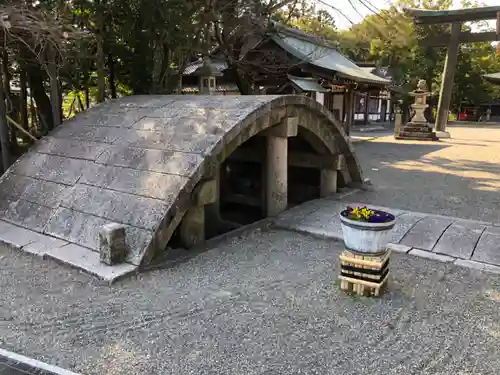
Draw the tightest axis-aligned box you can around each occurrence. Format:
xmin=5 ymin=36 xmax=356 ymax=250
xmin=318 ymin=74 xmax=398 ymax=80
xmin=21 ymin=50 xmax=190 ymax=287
xmin=340 ymin=209 xmax=396 ymax=254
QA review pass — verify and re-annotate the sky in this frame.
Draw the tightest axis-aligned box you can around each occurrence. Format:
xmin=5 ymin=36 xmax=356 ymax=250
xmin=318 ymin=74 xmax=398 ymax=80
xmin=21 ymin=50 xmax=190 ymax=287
xmin=318 ymin=0 xmax=500 ymax=30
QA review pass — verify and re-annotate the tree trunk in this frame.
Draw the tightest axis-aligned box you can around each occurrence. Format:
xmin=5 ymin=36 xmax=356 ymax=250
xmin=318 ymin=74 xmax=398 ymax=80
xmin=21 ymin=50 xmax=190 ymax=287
xmin=20 ymin=68 xmax=29 ymax=132
xmin=47 ymin=46 xmax=61 ymax=127
xmin=0 ymin=69 xmax=12 ymax=172
xmin=23 ymin=48 xmax=53 ymax=133
xmin=96 ymin=30 xmax=106 ymax=103
xmin=85 ymin=87 xmax=90 ymax=109
xmin=1 ymin=49 xmax=18 ymax=154
xmin=107 ymin=52 xmax=117 ymax=99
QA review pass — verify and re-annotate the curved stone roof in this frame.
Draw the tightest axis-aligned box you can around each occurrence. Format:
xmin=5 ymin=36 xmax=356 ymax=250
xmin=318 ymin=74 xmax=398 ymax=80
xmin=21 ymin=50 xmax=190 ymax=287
xmin=0 ymin=95 xmax=363 ymax=281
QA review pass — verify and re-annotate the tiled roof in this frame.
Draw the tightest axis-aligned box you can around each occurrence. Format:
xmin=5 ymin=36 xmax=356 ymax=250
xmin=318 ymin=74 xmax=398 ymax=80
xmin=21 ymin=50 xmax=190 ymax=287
xmin=288 ymin=75 xmax=328 ymax=92
xmin=183 ymin=59 xmax=228 ymax=75
xmin=270 ymin=26 xmax=391 ymax=86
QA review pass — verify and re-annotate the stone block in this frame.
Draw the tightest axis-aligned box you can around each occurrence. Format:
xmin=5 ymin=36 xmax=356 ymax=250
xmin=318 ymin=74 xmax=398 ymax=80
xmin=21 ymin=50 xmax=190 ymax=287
xmin=1 ymin=199 xmax=56 ymax=232
xmin=9 ymin=153 xmax=89 ymax=185
xmin=115 ymin=128 xmax=221 ymax=155
xmin=179 ymin=206 xmax=205 ymax=248
xmin=0 ymin=221 xmax=41 ymax=249
xmin=80 ymin=164 xmax=189 ymax=201
xmin=44 ymin=207 xmax=153 ymax=265
xmin=99 ymin=223 xmax=128 ymax=265
xmin=51 ymin=124 xmax=124 ymax=143
xmin=454 ymin=259 xmax=500 ymax=275
xmin=400 ymin=216 xmax=456 ymax=250
xmin=0 ymin=172 xmax=68 ymax=208
xmin=472 ymin=226 xmax=500 ymax=266
xmin=45 ymin=243 xmax=137 ymax=282
xmin=60 ymin=184 xmax=167 ymax=231
xmin=193 ymin=179 xmax=217 ymax=206
xmin=386 ymin=243 xmax=411 ymax=253
xmin=33 ymin=138 xmax=107 ymax=161
xmin=260 ymin=117 xmax=298 ymax=138
xmin=22 ymin=235 xmax=69 ymax=257
xmin=409 ymin=249 xmax=455 ymax=263
xmin=389 ymin=212 xmax=427 ymax=244
xmin=96 ymin=146 xmax=204 ymax=177
xmin=433 ymin=220 xmax=486 ymax=259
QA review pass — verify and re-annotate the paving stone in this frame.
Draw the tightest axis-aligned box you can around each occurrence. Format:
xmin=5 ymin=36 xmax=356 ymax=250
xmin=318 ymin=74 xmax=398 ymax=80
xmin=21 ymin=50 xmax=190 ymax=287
xmin=274 ymin=200 xmax=323 ymax=228
xmin=387 ymin=243 xmax=412 ymax=253
xmin=433 ymin=220 xmax=486 ymax=259
xmin=0 ymin=221 xmax=41 ymax=249
xmin=96 ymin=146 xmax=204 ymax=177
xmin=9 ymin=153 xmax=89 ymax=185
xmin=45 ymin=243 xmax=137 ymax=282
xmin=472 ymin=226 xmax=500 ymax=266
xmin=23 ymin=236 xmax=69 ymax=257
xmin=44 ymin=207 xmax=153 ymax=265
xmin=1 ymin=199 xmax=56 ymax=232
xmin=33 ymin=138 xmax=107 ymax=161
xmin=454 ymin=259 xmax=500 ymax=275
xmin=400 ymin=216 xmax=456 ymax=251
xmin=80 ymin=164 xmax=190 ymax=201
xmin=409 ymin=248 xmax=456 ymax=263
xmin=291 ymin=201 xmax=346 ymax=240
xmin=60 ymin=184 xmax=167 ymax=231
xmin=389 ymin=212 xmax=428 ymax=244
xmin=0 ymin=172 xmax=68 ymax=208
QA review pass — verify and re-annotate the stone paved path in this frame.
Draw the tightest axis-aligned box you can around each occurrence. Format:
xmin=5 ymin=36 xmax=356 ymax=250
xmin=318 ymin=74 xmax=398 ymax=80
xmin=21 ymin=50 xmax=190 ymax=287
xmin=1 ymin=228 xmax=500 ymax=375
xmin=275 ymin=196 xmax=500 ymax=274
xmin=348 ymin=123 xmax=500 ymax=223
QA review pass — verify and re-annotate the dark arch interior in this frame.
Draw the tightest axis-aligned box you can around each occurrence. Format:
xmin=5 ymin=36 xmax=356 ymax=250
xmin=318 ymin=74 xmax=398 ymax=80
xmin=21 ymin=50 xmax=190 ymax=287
xmin=166 ymin=124 xmax=349 ymax=251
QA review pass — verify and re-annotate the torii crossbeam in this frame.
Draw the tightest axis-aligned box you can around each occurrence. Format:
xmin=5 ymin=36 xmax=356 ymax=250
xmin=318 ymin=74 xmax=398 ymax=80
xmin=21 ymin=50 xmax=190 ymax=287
xmin=405 ymin=6 xmax=500 ymax=137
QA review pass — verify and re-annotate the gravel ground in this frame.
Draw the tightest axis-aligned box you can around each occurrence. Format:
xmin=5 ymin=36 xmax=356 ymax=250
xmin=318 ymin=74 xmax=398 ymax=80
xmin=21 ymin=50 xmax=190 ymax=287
xmin=348 ymin=123 xmax=500 ymax=222
xmin=1 ymin=228 xmax=500 ymax=375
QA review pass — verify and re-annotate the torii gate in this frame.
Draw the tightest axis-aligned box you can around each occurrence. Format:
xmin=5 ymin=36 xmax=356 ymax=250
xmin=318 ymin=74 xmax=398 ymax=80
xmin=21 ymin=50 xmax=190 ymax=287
xmin=405 ymin=6 xmax=500 ymax=138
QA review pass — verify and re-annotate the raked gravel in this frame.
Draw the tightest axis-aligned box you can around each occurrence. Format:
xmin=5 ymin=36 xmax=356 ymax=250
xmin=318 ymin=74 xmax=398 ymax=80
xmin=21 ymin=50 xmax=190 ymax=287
xmin=1 ymin=228 xmax=500 ymax=375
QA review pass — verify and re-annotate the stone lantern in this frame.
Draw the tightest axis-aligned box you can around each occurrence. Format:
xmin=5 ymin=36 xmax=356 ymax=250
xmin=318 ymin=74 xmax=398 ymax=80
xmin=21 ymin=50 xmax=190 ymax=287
xmin=395 ymin=80 xmax=438 ymax=141
xmin=193 ymin=56 xmax=223 ymax=95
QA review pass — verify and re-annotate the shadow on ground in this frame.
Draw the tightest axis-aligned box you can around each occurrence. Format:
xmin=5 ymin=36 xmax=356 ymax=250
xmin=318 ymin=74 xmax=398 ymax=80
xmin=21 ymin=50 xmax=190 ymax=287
xmin=351 ymin=140 xmax=500 ymax=222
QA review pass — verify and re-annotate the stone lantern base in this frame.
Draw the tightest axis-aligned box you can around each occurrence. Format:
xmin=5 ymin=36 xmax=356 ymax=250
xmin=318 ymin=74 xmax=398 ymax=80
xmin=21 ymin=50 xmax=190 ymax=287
xmin=396 ymin=103 xmax=439 ymax=141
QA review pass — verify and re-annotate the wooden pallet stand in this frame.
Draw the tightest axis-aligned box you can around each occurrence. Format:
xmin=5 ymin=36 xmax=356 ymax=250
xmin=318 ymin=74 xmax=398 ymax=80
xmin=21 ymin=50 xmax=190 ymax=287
xmin=339 ymin=249 xmax=391 ymax=297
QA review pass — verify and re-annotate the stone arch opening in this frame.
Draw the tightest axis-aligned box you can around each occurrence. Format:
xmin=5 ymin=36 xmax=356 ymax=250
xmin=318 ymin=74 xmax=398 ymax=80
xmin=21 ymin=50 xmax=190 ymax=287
xmin=166 ymin=101 xmax=363 ymax=254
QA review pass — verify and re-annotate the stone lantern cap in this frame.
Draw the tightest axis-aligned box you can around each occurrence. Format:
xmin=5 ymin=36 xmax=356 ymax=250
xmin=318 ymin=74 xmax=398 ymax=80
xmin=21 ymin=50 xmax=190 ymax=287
xmin=409 ymin=79 xmax=430 ymax=96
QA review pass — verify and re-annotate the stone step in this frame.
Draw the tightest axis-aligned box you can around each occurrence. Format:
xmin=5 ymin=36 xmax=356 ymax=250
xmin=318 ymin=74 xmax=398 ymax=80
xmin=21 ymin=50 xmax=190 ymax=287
xmin=397 ymin=131 xmax=438 ymax=141
xmin=0 ymin=219 xmax=136 ymax=283
xmin=401 ymin=126 xmax=433 ymax=132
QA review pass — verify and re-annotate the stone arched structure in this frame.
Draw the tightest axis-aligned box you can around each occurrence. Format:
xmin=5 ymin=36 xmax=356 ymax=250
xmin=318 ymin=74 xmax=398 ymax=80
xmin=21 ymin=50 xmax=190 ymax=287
xmin=0 ymin=95 xmax=363 ymax=280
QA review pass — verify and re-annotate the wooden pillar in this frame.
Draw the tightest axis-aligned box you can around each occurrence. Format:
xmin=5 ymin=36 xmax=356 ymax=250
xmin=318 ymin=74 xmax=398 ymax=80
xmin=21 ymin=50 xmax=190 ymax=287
xmin=363 ymin=93 xmax=369 ymax=126
xmin=435 ymin=22 xmax=461 ymax=138
xmin=263 ymin=117 xmax=298 ymax=217
xmin=344 ymin=84 xmax=355 ymax=135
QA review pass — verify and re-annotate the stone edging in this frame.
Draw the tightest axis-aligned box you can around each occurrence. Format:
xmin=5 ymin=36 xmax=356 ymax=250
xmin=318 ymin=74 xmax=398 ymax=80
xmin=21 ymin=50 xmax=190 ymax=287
xmin=274 ymin=201 xmax=500 ymax=276
xmin=0 ymin=348 xmax=81 ymax=375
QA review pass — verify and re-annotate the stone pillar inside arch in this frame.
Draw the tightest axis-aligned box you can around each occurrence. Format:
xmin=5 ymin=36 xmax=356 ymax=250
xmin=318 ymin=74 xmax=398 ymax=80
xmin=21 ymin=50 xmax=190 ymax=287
xmin=263 ymin=117 xmax=298 ymax=217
